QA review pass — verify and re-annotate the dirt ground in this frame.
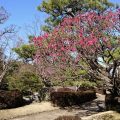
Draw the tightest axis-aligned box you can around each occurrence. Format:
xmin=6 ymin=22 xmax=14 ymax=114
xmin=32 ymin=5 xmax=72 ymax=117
xmin=0 ymin=93 xmax=108 ymax=120
xmin=12 ymin=111 xmax=120 ymax=120
xmin=0 ymin=102 xmax=58 ymax=120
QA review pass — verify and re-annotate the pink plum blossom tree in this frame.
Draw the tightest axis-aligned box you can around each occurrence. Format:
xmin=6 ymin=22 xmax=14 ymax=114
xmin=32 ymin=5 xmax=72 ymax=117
xmin=33 ymin=9 xmax=120 ymax=100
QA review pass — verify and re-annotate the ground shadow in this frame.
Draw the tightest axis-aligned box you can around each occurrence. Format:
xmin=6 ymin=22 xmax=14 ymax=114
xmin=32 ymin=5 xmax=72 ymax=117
xmin=61 ymin=96 xmax=106 ymax=117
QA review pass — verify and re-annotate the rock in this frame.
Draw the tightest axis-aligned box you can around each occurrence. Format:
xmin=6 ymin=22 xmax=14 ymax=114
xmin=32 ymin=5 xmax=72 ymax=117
xmin=32 ymin=92 xmax=40 ymax=102
xmin=0 ymin=90 xmax=24 ymax=109
xmin=105 ymin=93 xmax=119 ymax=110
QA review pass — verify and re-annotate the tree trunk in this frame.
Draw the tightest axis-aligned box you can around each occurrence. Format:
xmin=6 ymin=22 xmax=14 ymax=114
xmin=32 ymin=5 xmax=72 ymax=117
xmin=105 ymin=77 xmax=119 ymax=110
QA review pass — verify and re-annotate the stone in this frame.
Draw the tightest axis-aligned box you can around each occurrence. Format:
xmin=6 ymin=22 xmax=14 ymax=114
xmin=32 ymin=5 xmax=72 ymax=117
xmin=0 ymin=90 xmax=24 ymax=109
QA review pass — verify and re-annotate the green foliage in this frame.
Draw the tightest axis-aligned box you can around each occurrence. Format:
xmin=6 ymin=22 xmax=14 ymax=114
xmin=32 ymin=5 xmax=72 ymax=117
xmin=74 ymin=80 xmax=97 ymax=87
xmin=42 ymin=25 xmax=52 ymax=33
xmin=7 ymin=61 xmax=19 ymax=75
xmin=7 ymin=71 xmax=43 ymax=95
xmin=0 ymin=61 xmax=20 ymax=90
xmin=6 ymin=62 xmax=44 ymax=95
xmin=28 ymin=35 xmax=35 ymax=43
xmin=51 ymin=66 xmax=95 ymax=87
xmin=38 ymin=0 xmax=114 ymax=32
xmin=50 ymin=63 xmax=95 ymax=87
xmin=13 ymin=44 xmax=36 ymax=62
xmin=111 ymin=47 xmax=120 ymax=60
xmin=62 ymin=80 xmax=97 ymax=88
xmin=101 ymin=35 xmax=120 ymax=64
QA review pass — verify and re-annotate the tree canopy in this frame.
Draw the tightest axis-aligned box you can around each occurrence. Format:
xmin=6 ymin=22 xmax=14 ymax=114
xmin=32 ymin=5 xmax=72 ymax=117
xmin=38 ymin=0 xmax=115 ymax=32
xmin=33 ymin=8 xmax=120 ymax=95
xmin=13 ymin=44 xmax=36 ymax=63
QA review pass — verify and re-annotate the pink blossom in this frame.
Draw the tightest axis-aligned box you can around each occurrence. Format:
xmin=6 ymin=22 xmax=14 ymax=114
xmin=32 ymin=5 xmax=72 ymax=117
xmin=79 ymin=40 xmax=84 ymax=45
xmin=87 ymin=40 xmax=94 ymax=46
xmin=33 ymin=9 xmax=120 ymax=67
xmin=61 ymin=47 xmax=65 ymax=51
xmin=71 ymin=47 xmax=76 ymax=51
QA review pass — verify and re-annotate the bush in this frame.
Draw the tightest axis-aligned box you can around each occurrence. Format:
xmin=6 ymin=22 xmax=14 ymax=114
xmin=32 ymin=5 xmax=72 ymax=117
xmin=3 ymin=62 xmax=44 ymax=96
xmin=58 ymin=80 xmax=97 ymax=88
xmin=54 ymin=115 xmax=81 ymax=120
xmin=74 ymin=81 xmax=96 ymax=88
xmin=0 ymin=90 xmax=24 ymax=109
xmin=7 ymin=71 xmax=43 ymax=96
xmin=50 ymin=90 xmax=96 ymax=107
xmin=57 ymin=87 xmax=75 ymax=92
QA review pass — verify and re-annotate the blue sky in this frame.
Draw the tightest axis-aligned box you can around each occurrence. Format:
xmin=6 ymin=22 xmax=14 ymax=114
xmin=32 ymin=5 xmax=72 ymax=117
xmin=0 ymin=0 xmax=120 ymax=42
xmin=0 ymin=0 xmax=45 ymax=25
xmin=0 ymin=0 xmax=47 ymax=42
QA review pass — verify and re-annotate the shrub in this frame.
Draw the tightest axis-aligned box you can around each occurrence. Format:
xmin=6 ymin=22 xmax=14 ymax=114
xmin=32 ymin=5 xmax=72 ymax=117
xmin=50 ymin=90 xmax=96 ymax=107
xmin=74 ymin=81 xmax=96 ymax=88
xmin=57 ymin=87 xmax=75 ymax=92
xmin=59 ymin=80 xmax=97 ymax=88
xmin=54 ymin=115 xmax=81 ymax=120
xmin=7 ymin=71 xmax=43 ymax=95
xmin=3 ymin=62 xmax=44 ymax=96
xmin=0 ymin=90 xmax=24 ymax=109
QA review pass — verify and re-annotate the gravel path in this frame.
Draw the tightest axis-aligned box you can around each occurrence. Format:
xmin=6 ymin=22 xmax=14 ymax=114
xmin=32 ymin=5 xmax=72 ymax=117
xmin=10 ymin=93 xmax=105 ymax=120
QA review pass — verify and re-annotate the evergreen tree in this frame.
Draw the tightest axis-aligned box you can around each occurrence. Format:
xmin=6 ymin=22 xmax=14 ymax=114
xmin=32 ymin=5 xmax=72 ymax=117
xmin=38 ymin=0 xmax=115 ymax=32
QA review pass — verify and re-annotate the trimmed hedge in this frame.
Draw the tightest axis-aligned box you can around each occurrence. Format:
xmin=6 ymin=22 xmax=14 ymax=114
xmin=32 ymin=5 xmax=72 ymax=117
xmin=57 ymin=87 xmax=74 ymax=92
xmin=54 ymin=115 xmax=81 ymax=120
xmin=50 ymin=90 xmax=96 ymax=107
xmin=0 ymin=90 xmax=24 ymax=109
